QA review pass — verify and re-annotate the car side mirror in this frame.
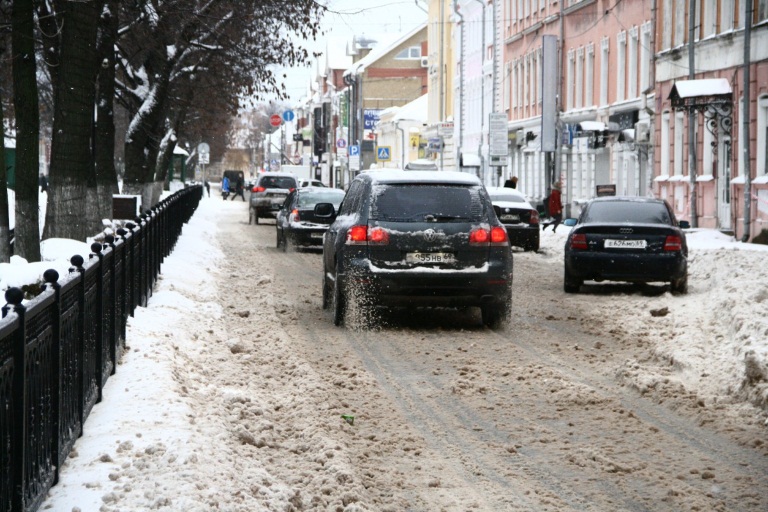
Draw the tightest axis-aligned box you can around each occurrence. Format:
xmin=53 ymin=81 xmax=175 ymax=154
xmin=563 ymin=218 xmax=577 ymax=227
xmin=314 ymin=202 xmax=336 ymax=218
xmin=678 ymin=220 xmax=690 ymax=229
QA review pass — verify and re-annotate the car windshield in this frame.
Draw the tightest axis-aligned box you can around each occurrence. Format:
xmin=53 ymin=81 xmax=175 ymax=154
xmin=297 ymin=189 xmax=345 ymax=207
xmin=260 ymin=177 xmax=296 ymax=189
xmin=370 ymin=184 xmax=483 ymax=221
xmin=489 ymin=193 xmax=526 ymax=203
xmin=583 ymin=201 xmax=671 ymax=224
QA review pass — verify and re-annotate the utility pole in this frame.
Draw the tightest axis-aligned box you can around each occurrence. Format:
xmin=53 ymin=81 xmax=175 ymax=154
xmin=742 ymin=0 xmax=753 ymax=241
xmin=687 ymin=0 xmax=698 ymax=227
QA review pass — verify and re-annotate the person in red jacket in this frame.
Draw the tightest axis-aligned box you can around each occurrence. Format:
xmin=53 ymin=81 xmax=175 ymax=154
xmin=543 ymin=182 xmax=563 ymax=232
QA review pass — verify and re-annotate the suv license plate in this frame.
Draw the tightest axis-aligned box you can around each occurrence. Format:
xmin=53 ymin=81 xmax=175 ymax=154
xmin=406 ymin=252 xmax=456 ymax=264
xmin=604 ymin=239 xmax=646 ymax=249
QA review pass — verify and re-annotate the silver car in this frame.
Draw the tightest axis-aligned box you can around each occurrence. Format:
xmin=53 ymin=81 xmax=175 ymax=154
xmin=249 ymin=172 xmax=298 ymax=224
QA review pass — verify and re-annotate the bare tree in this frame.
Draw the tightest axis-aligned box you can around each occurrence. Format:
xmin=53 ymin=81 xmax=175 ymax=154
xmin=42 ymin=0 xmax=103 ymax=241
xmin=11 ymin=0 xmax=40 ymax=261
xmin=0 ymin=43 xmax=10 ymax=263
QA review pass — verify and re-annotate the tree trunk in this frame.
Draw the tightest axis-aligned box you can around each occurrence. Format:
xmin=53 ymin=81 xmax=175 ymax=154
xmin=12 ymin=0 xmax=41 ymax=262
xmin=0 ymin=58 xmax=11 ymax=263
xmin=90 ymin=0 xmax=120 ymax=233
xmin=42 ymin=0 xmax=101 ymax=241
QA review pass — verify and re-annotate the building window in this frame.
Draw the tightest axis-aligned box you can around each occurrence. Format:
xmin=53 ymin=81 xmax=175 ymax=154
xmin=536 ymin=48 xmax=542 ymax=106
xmin=758 ymin=96 xmax=768 ymax=175
xmin=617 ymin=31 xmax=626 ymax=102
xmin=628 ymin=27 xmax=638 ymax=99
xmin=674 ymin=111 xmax=684 ymax=176
xmin=662 ymin=0 xmax=673 ymax=49
xmin=504 ymin=62 xmax=511 ymax=111
xmin=567 ymin=48 xmax=575 ymax=110
xmin=575 ymin=47 xmax=584 ymax=109
xmin=585 ymin=43 xmax=595 ymax=108
xmin=722 ymin=0 xmax=735 ymax=32
xmin=600 ymin=37 xmax=609 ymax=105
xmin=394 ymin=46 xmax=422 ymax=60
xmin=703 ymin=0 xmax=717 ymax=37
xmin=640 ymin=23 xmax=651 ymax=93
xmin=674 ymin=0 xmax=685 ymax=45
xmin=661 ymin=111 xmax=671 ymax=176
xmin=759 ymin=0 xmax=768 ymax=22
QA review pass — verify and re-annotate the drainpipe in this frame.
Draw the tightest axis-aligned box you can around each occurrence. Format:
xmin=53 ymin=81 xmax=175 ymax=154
xmin=687 ymin=0 xmax=698 ymax=227
xmin=396 ymin=121 xmax=405 ymax=167
xmin=742 ymin=0 xmax=753 ymax=241
xmin=452 ymin=0 xmax=464 ymax=161
xmin=472 ymin=0 xmax=486 ymax=183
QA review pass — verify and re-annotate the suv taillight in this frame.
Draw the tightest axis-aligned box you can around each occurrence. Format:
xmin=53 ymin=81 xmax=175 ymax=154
xmin=569 ymin=233 xmax=588 ymax=250
xmin=289 ymin=209 xmax=299 ymax=222
xmin=470 ymin=227 xmax=507 ymax=246
xmin=346 ymin=225 xmax=389 ymax=245
xmin=529 ymin=209 xmax=540 ymax=225
xmin=664 ymin=235 xmax=683 ymax=251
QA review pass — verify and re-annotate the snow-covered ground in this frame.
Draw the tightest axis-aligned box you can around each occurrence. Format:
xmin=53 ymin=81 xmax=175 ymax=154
xmin=1 ymin=189 xmax=767 ymax=510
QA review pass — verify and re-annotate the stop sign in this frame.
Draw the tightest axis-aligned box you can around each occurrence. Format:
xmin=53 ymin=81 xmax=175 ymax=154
xmin=269 ymin=114 xmax=282 ymax=127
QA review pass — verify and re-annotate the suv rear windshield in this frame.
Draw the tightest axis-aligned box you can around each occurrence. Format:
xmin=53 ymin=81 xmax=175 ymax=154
xmin=583 ymin=201 xmax=671 ymax=224
xmin=370 ymin=184 xmax=484 ymax=222
xmin=260 ymin=176 xmax=296 ymax=189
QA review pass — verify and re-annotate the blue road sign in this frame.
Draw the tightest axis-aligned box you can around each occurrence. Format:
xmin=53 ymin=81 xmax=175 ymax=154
xmin=282 ymin=110 xmax=295 ymax=122
xmin=377 ymin=146 xmax=391 ymax=161
xmin=349 ymin=145 xmax=360 ymax=156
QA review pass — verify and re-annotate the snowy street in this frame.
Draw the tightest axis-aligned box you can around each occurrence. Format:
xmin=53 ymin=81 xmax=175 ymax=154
xmin=40 ymin=191 xmax=768 ymax=511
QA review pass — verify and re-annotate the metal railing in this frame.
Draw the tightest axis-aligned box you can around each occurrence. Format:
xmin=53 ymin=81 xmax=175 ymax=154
xmin=0 ymin=184 xmax=202 ymax=512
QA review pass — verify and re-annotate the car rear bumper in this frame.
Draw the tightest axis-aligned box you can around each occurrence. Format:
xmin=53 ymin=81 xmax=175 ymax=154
xmin=340 ymin=257 xmax=512 ymax=307
xmin=565 ymin=251 xmax=687 ymax=282
xmin=504 ymin=225 xmax=539 ymax=248
xmin=286 ymin=227 xmax=326 ymax=247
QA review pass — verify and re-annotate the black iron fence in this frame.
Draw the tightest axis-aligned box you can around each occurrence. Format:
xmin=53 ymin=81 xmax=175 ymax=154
xmin=0 ymin=184 xmax=202 ymax=512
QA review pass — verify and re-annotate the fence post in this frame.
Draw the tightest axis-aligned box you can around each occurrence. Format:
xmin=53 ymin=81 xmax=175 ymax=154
xmin=3 ymin=288 xmax=25 ymax=512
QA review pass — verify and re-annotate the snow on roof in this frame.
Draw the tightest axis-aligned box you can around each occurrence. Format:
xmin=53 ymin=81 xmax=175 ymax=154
xmin=379 ymin=94 xmax=428 ymax=123
xmin=343 ymin=23 xmax=427 ymax=78
xmin=174 ymin=145 xmax=189 ymax=155
xmin=325 ymin=37 xmax=353 ymax=71
xmin=671 ymin=78 xmax=732 ymax=98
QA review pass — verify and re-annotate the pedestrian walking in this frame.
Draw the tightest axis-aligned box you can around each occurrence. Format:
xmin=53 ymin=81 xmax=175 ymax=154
xmin=503 ymin=176 xmax=518 ymax=189
xmin=221 ymin=176 xmax=230 ymax=200
xmin=230 ymin=176 xmax=245 ymax=201
xmin=204 ymin=180 xmax=210 ymax=197
xmin=542 ymin=182 xmax=563 ymax=232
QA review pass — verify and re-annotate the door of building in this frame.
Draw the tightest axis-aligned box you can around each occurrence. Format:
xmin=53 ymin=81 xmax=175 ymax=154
xmin=717 ymin=137 xmax=732 ymax=230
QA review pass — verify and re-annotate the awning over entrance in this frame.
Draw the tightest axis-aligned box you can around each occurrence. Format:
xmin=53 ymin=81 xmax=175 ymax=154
xmin=669 ymin=78 xmax=732 ymax=108
xmin=578 ymin=121 xmax=605 ymax=132
xmin=460 ymin=153 xmax=482 ymax=167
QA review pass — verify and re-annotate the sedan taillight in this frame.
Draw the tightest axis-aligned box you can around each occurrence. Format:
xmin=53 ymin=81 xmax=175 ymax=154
xmin=289 ymin=209 xmax=300 ymax=222
xmin=569 ymin=233 xmax=588 ymax=250
xmin=663 ymin=235 xmax=683 ymax=251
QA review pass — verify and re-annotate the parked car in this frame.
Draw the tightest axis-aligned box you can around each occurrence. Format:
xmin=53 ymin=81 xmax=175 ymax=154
xmin=486 ymin=187 xmax=540 ymax=252
xmin=299 ymin=179 xmax=326 ymax=188
xmin=249 ymin=172 xmax=298 ymax=224
xmin=563 ymin=196 xmax=688 ymax=294
xmin=403 ymin=158 xmax=438 ymax=171
xmin=276 ymin=187 xmax=346 ymax=251
xmin=321 ymin=170 xmax=513 ymax=329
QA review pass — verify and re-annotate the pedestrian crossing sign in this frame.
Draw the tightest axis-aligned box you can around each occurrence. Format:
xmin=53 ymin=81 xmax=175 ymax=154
xmin=377 ymin=146 xmax=391 ymax=161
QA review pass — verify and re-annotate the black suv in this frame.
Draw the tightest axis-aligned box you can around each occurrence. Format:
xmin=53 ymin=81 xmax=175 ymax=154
xmin=321 ymin=170 xmax=513 ymax=329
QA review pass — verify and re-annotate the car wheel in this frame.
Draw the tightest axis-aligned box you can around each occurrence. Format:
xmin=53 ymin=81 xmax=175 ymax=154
xmin=525 ymin=238 xmax=540 ymax=252
xmin=281 ymin=232 xmax=288 ymax=252
xmin=275 ymin=228 xmax=282 ymax=249
xmin=255 ymin=210 xmax=260 ymax=225
xmin=322 ymin=271 xmax=331 ymax=310
xmin=670 ymin=275 xmax=688 ymax=294
xmin=481 ymin=300 xmax=509 ymax=330
xmin=248 ymin=207 xmax=254 ymax=225
xmin=564 ymin=270 xmax=582 ymax=293
xmin=333 ymin=277 xmax=345 ymax=327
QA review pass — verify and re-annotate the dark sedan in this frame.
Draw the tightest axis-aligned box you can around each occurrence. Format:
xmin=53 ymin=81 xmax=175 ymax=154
xmin=563 ymin=197 xmax=688 ymax=294
xmin=275 ymin=187 xmax=346 ymax=251
xmin=486 ymin=187 xmax=540 ymax=251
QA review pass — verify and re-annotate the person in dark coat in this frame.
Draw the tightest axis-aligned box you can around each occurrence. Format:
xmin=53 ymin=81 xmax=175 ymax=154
xmin=230 ymin=176 xmax=245 ymax=201
xmin=39 ymin=173 xmax=49 ymax=193
xmin=204 ymin=180 xmax=210 ymax=197
xmin=542 ymin=182 xmax=563 ymax=232
xmin=503 ymin=176 xmax=518 ymax=189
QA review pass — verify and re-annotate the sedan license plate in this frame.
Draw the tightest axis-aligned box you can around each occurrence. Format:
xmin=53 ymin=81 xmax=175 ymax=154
xmin=500 ymin=214 xmax=520 ymax=222
xmin=604 ymin=239 xmax=647 ymax=249
xmin=406 ymin=252 xmax=456 ymax=264
xmin=310 ymin=232 xmax=324 ymax=239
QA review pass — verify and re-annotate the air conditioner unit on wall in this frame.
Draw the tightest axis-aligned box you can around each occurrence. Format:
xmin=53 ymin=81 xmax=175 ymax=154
xmin=420 ymin=56 xmax=429 ymax=68
xmin=635 ymin=121 xmax=650 ymax=143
